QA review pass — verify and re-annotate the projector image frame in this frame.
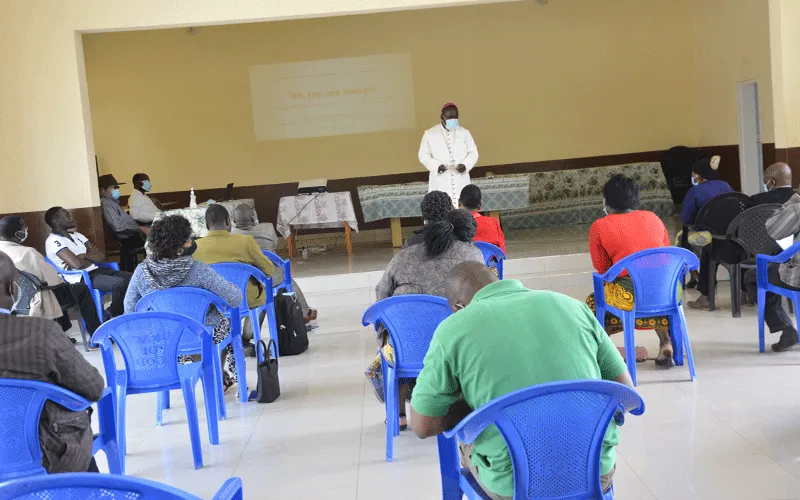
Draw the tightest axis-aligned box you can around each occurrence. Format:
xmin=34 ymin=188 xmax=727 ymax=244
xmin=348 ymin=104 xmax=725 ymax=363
xmin=298 ymin=178 xmax=328 ymax=194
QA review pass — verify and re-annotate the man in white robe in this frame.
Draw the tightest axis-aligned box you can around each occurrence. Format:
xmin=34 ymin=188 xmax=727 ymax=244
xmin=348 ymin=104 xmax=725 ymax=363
xmin=418 ymin=103 xmax=479 ymax=207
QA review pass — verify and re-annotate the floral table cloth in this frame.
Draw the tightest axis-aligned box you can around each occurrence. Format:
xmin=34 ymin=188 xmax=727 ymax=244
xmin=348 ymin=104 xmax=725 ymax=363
xmin=154 ymin=199 xmax=256 ymax=238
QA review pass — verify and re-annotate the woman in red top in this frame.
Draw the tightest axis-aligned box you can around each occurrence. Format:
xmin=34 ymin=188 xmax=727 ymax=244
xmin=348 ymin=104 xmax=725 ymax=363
xmin=458 ymin=184 xmax=506 ymax=252
xmin=585 ymin=174 xmax=675 ymax=368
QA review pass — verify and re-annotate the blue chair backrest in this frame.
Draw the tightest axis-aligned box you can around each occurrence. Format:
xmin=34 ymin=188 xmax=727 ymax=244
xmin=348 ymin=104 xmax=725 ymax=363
xmin=0 ymin=473 xmax=243 ymax=499
xmin=0 ymin=379 xmax=92 ymax=481
xmin=91 ymin=312 xmax=208 ymax=391
xmin=475 ymin=241 xmax=505 ymax=265
xmin=209 ymin=263 xmax=272 ymax=311
xmin=448 ymin=380 xmax=644 ymax=499
xmin=598 ymin=247 xmax=698 ymax=313
xmin=362 ymin=295 xmax=451 ymax=370
xmin=134 ymin=288 xmax=237 ymax=355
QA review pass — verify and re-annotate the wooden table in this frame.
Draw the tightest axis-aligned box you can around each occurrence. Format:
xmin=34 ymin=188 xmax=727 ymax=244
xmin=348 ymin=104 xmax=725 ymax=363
xmin=276 ymin=192 xmax=359 ymax=258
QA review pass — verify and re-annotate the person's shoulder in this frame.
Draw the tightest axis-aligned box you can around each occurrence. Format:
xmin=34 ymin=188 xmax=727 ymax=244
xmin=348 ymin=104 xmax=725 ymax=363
xmin=7 ymin=314 xmax=62 ymax=334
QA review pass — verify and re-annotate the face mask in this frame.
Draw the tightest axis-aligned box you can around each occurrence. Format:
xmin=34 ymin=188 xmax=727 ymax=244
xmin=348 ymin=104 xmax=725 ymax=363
xmin=182 ymin=240 xmax=198 ymax=257
xmin=764 ymin=183 xmax=770 ymax=193
xmin=14 ymin=229 xmax=27 ymax=243
xmin=445 ymin=118 xmax=459 ymax=130
xmin=0 ymin=281 xmax=22 ymax=314
xmin=111 ymin=189 xmax=121 ymax=200
xmin=602 ymin=199 xmax=608 ymax=216
xmin=142 ymin=180 xmax=152 ymax=192
xmin=691 ymin=177 xmax=699 ymax=186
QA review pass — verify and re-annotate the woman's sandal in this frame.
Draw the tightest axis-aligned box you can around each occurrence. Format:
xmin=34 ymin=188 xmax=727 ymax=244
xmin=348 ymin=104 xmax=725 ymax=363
xmin=222 ymin=372 xmax=236 ymax=393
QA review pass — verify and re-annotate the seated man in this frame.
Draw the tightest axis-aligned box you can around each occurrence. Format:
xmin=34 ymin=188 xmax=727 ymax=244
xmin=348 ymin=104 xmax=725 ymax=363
xmin=0 ymin=216 xmax=101 ymax=336
xmin=45 ymin=206 xmax=132 ymax=319
xmin=744 ymin=192 xmax=800 ymax=352
xmin=231 ymin=204 xmax=316 ymax=322
xmin=411 ymin=262 xmax=633 ymax=499
xmin=98 ymin=174 xmax=146 ymax=272
xmin=194 ymin=204 xmax=276 ymax=353
xmin=753 ymin=162 xmax=795 ymax=206
xmin=458 ymin=184 xmax=506 ymax=252
xmin=0 ymin=251 xmax=105 ymax=473
xmin=128 ymin=172 xmax=163 ymax=224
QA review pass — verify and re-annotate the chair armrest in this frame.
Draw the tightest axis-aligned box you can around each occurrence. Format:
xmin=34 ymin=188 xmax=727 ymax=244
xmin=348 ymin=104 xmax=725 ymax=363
xmin=757 ymin=240 xmax=800 ymax=265
xmin=96 ymin=262 xmax=120 ymax=271
xmin=212 ymin=477 xmax=244 ymax=500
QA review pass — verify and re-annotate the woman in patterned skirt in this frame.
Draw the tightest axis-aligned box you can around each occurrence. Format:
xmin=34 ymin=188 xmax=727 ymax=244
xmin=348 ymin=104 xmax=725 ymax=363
xmin=585 ymin=174 xmax=676 ymax=368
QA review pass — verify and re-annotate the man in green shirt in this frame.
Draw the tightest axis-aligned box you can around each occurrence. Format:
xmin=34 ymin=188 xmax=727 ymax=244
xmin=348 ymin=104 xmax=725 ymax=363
xmin=410 ymin=262 xmax=634 ymax=499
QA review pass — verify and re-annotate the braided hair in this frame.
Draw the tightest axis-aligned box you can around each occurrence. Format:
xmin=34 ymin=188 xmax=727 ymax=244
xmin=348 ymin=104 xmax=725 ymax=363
xmin=423 ymin=209 xmax=477 ymax=257
xmin=420 ymin=190 xmax=453 ymax=223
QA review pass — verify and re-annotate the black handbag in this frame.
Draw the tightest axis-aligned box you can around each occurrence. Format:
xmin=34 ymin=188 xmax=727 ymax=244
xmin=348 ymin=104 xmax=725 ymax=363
xmin=253 ymin=339 xmax=280 ymax=403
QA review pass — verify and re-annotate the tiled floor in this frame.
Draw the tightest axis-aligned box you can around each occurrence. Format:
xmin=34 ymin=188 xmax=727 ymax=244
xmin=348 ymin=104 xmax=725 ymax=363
xmin=79 ymin=255 xmax=800 ymax=500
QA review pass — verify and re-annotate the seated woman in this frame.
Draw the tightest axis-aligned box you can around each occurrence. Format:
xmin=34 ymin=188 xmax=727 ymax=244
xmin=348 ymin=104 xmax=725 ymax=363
xmin=585 ymin=174 xmax=675 ymax=367
xmin=403 ymin=190 xmax=453 ymax=248
xmin=367 ymin=209 xmax=484 ymax=429
xmin=123 ymin=215 xmax=243 ymax=390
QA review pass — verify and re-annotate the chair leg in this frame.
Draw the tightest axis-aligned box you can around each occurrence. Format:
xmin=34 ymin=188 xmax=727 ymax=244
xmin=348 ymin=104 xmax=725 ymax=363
xmin=93 ymin=290 xmax=105 ymax=323
xmin=384 ymin=366 xmax=396 ymax=462
xmin=437 ymin=435 xmax=464 ymax=500
xmin=229 ymin=336 xmax=248 ymax=404
xmin=74 ymin=307 xmax=91 ymax=353
xmin=793 ymin=293 xmax=800 ymax=344
xmin=156 ymin=391 xmax=170 ymax=426
xmin=97 ymin=391 xmax=124 ymax=475
xmin=207 ymin=345 xmax=227 ymax=421
xmin=622 ymin=313 xmax=637 ymax=387
xmin=731 ymin=264 xmax=741 ymax=318
xmin=181 ymin=378 xmax=204 ymax=469
xmin=115 ymin=387 xmax=128 ymax=459
xmin=249 ymin=311 xmax=266 ymax=363
xmin=200 ymin=370 xmax=220 ymax=446
xmin=676 ymin=308 xmax=696 ymax=380
xmin=707 ymin=259 xmax=717 ymax=311
xmin=757 ymin=289 xmax=767 ymax=353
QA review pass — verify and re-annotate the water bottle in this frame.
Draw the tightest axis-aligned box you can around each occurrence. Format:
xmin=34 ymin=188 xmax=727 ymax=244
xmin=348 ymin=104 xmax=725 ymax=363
xmin=189 ymin=188 xmax=197 ymax=208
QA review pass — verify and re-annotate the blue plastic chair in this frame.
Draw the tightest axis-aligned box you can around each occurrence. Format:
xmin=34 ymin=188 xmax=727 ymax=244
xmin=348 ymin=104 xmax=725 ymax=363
xmin=592 ymin=247 xmax=699 ymax=386
xmin=262 ymin=250 xmax=293 ymax=294
xmin=362 ymin=295 xmax=452 ymax=462
xmin=474 ymin=242 xmax=506 ymax=280
xmin=0 ymin=379 xmax=122 ymax=481
xmin=210 ymin=263 xmax=278 ymax=361
xmin=135 ymin=288 xmax=247 ymax=419
xmin=756 ymin=241 xmax=800 ymax=353
xmin=0 ymin=473 xmax=243 ymax=500
xmin=91 ymin=312 xmax=221 ymax=470
xmin=45 ymin=258 xmax=119 ymax=327
xmin=437 ymin=380 xmax=645 ymax=500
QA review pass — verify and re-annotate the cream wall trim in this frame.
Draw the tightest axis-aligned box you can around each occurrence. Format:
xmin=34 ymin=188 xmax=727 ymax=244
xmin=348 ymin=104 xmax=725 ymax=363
xmin=768 ymin=0 xmax=800 ymax=149
xmin=0 ymin=0 xmax=516 ymax=213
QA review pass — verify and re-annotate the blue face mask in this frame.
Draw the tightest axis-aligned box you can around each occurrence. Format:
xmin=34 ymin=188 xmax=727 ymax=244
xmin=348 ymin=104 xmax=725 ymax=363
xmin=445 ymin=118 xmax=459 ymax=130
xmin=142 ymin=180 xmax=152 ymax=192
xmin=111 ymin=188 xmax=121 ymax=200
xmin=602 ymin=199 xmax=608 ymax=216
xmin=691 ymin=177 xmax=699 ymax=186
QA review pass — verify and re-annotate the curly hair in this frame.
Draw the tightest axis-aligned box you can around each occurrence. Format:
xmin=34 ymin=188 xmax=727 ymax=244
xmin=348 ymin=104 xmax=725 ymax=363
xmin=424 ymin=209 xmax=477 ymax=257
xmin=148 ymin=215 xmax=192 ymax=260
xmin=420 ymin=191 xmax=453 ymax=223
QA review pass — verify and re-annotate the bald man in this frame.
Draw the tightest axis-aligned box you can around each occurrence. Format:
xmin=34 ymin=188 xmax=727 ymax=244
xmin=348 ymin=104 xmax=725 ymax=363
xmin=410 ymin=262 xmax=634 ymax=499
xmin=0 ymin=251 xmax=105 ymax=473
xmin=753 ymin=162 xmax=795 ymax=206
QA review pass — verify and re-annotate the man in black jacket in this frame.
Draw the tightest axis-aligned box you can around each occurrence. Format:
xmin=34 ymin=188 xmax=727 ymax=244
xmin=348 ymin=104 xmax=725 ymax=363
xmin=753 ymin=163 xmax=795 ymax=206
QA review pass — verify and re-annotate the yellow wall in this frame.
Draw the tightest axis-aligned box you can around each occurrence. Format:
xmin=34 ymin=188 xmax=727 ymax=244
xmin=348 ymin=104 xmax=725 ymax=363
xmin=83 ymin=0 xmax=774 ymax=194
xmin=770 ymin=0 xmax=800 ymax=149
xmin=0 ymin=0 xmax=505 ymax=213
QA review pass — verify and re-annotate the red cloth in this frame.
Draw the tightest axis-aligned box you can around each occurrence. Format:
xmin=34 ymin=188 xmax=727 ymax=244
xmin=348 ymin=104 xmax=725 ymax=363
xmin=589 ymin=210 xmax=670 ymax=274
xmin=472 ymin=212 xmax=506 ymax=252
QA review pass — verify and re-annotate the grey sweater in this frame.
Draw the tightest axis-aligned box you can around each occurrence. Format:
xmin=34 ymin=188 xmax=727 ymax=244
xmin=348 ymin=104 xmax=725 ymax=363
xmin=375 ymin=241 xmax=484 ymax=300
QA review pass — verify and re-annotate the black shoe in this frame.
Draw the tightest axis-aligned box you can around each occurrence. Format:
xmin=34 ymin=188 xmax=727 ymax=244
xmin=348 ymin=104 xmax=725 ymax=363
xmin=772 ymin=328 xmax=799 ymax=352
xmin=242 ymin=344 xmax=257 ymax=357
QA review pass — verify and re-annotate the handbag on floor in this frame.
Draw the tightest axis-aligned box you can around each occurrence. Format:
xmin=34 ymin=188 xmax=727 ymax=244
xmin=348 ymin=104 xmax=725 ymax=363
xmin=254 ymin=339 xmax=280 ymax=403
xmin=275 ymin=288 xmax=309 ymax=356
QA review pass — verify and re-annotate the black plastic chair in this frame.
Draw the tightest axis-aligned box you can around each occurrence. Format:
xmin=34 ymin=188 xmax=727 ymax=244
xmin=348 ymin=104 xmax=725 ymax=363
xmin=16 ymin=271 xmax=92 ymax=351
xmin=692 ymin=192 xmax=753 ymax=312
xmin=723 ymin=204 xmax=783 ymax=317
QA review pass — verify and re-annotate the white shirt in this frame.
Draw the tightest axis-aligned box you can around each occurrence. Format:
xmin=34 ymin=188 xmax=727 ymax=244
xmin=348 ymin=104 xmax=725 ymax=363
xmin=418 ymin=124 xmax=479 ymax=206
xmin=45 ymin=231 xmax=97 ymax=283
xmin=128 ymin=189 xmax=160 ymax=223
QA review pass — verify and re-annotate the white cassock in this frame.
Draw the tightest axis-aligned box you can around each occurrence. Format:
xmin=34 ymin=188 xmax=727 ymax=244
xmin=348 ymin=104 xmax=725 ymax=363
xmin=418 ymin=124 xmax=479 ymax=207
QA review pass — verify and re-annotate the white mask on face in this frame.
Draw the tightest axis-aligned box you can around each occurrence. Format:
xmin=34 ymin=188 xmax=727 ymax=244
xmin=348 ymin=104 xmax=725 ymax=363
xmin=0 ymin=281 xmax=21 ymax=314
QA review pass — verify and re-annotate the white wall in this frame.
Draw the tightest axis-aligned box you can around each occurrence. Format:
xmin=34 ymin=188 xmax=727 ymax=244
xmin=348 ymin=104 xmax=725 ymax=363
xmin=0 ymin=0 xmax=515 ymax=213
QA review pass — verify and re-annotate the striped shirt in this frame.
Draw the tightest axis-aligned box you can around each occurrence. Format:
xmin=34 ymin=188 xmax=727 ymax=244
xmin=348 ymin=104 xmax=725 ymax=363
xmin=0 ymin=314 xmax=104 ymax=472
xmin=765 ymin=193 xmax=800 ymax=287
